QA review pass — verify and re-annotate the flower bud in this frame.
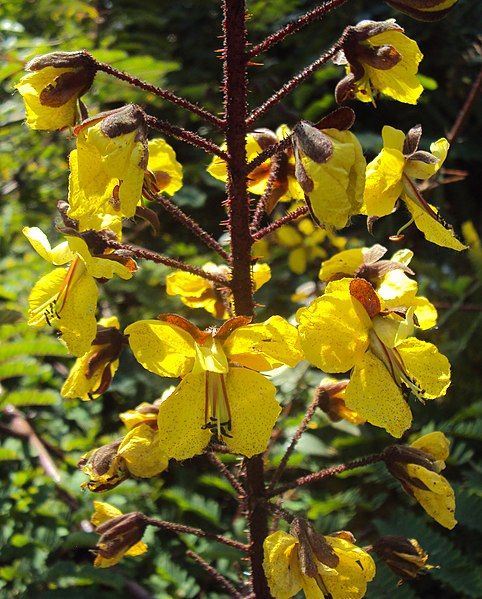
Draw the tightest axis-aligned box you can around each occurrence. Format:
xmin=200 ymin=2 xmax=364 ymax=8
xmin=91 ymin=501 xmax=148 ymax=568
xmin=372 ymin=535 xmax=434 ymax=582
xmin=79 ymin=439 xmax=127 ymax=492
xmin=316 ymin=378 xmax=365 ymax=424
xmin=16 ymin=51 xmax=96 ymax=130
xmin=385 ymin=0 xmax=459 ymax=21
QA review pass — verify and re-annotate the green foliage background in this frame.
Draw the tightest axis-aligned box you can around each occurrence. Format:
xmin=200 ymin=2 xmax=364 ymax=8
xmin=0 ymin=0 xmax=481 ymax=597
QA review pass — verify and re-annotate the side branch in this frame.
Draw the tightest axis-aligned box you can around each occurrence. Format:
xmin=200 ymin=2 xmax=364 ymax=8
xmin=103 ymin=239 xmax=230 ymax=285
xmin=186 ymin=550 xmax=243 ymax=598
xmin=447 ymin=66 xmax=482 ymax=145
xmin=95 ymin=61 xmax=224 ymax=129
xmin=247 ymin=136 xmax=292 ymax=172
xmin=145 ymin=517 xmax=248 ymax=552
xmin=248 ymin=31 xmax=349 ymax=125
xmin=266 ymin=453 xmax=384 ymax=498
xmin=248 ymin=0 xmax=349 ymax=58
xmin=252 ymin=205 xmax=309 ymax=240
xmin=155 ymin=195 xmax=231 ymax=261
xmin=146 ymin=115 xmax=228 ymax=160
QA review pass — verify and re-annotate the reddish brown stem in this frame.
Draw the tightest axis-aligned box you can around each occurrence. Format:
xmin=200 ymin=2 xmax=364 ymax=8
xmin=206 ymin=452 xmax=245 ymax=496
xmin=145 ymin=115 xmax=227 ymax=160
xmin=268 ymin=393 xmax=320 ymax=491
xmin=248 ymin=0 xmax=349 ymax=58
xmin=252 ymin=205 xmax=309 ymax=240
xmin=186 ymin=550 xmax=243 ymax=598
xmin=156 ymin=195 xmax=231 ymax=261
xmin=145 ymin=517 xmax=248 ymax=552
xmin=250 ymin=153 xmax=284 ymax=231
xmin=95 ymin=61 xmax=224 ymax=129
xmin=103 ymin=239 xmax=230 ymax=285
xmin=248 ymin=31 xmax=349 ymax=125
xmin=247 ymin=136 xmax=292 ymax=173
xmin=447 ymin=67 xmax=482 ymax=145
xmin=266 ymin=454 xmax=384 ymax=498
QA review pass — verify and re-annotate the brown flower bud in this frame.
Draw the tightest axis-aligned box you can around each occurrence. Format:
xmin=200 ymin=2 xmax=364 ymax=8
xmin=78 ymin=439 xmax=128 ymax=492
xmin=290 ymin=518 xmax=339 ymax=578
xmin=372 ymin=535 xmax=434 ymax=582
xmin=95 ymin=511 xmax=147 ymax=562
xmin=383 ymin=444 xmax=438 ymax=495
xmin=385 ymin=0 xmax=459 ymax=21
xmin=316 ymin=378 xmax=365 ymax=424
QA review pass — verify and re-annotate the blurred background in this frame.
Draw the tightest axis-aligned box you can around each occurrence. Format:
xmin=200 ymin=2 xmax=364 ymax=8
xmin=0 ymin=0 xmax=481 ymax=597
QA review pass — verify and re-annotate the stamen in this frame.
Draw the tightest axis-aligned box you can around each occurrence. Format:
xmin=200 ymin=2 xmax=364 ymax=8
xmin=201 ymin=372 xmax=233 ymax=440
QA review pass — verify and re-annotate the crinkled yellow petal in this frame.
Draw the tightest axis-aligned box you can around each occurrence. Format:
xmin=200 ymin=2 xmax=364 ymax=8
xmin=287 ymin=173 xmax=306 ymax=201
xmin=23 ymin=227 xmax=74 ymax=265
xmin=411 ymin=296 xmax=438 ymax=330
xmin=322 ymin=537 xmax=376 ymax=599
xmin=396 ymin=337 xmax=451 ymax=399
xmin=263 ymin=532 xmax=302 ymax=599
xmin=91 ymin=501 xmax=122 ymax=527
xmin=382 ymin=125 xmax=406 ymax=153
xmin=61 ymin=351 xmax=119 ymax=400
xmin=252 ymin=263 xmax=271 ymax=290
xmin=16 ymin=67 xmax=79 ymax=130
xmin=224 ymin=315 xmax=302 ymax=371
xmin=125 ymin=320 xmax=196 ymax=378
xmin=404 ymin=195 xmax=467 ymax=251
xmin=344 ymin=350 xmax=412 ymax=438
xmin=225 ymin=368 xmax=281 ymax=457
xmin=125 ymin=540 xmax=148 ymax=558
xmin=300 ymin=574 xmax=325 ymax=599
xmin=405 ymin=138 xmax=449 ymax=180
xmin=406 ymin=464 xmax=457 ymax=528
xmin=165 ymin=270 xmax=212 ymax=305
xmin=411 ymin=431 xmax=450 ymax=462
xmin=118 ymin=423 xmax=168 ymax=477
xmin=377 ymin=268 xmax=418 ymax=308
xmin=319 ymin=248 xmax=365 ymax=281
xmin=364 ymin=31 xmax=423 ymax=104
xmin=119 ymin=403 xmax=158 ymax=430
xmin=289 ymin=247 xmax=307 ymax=275
xmin=363 ymin=148 xmax=405 ymax=217
xmin=304 ymin=130 xmax=365 ymax=230
xmin=27 ymin=268 xmax=69 ymax=327
xmin=297 ymin=279 xmax=370 ymax=373
xmin=94 ymin=540 xmax=148 ymax=568
xmin=67 ymin=237 xmax=133 ymax=280
xmin=156 ymin=372 xmax=211 ymax=460
xmin=147 ymin=138 xmax=183 ymax=196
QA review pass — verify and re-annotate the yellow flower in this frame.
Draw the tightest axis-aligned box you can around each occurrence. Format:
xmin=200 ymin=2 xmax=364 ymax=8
xmin=385 ymin=431 xmax=457 ymax=528
xmin=80 ymin=400 xmax=169 ymax=491
xmin=277 ymin=216 xmax=347 ymax=275
xmin=91 ymin=501 xmax=148 ymax=568
xmin=143 ymin=137 xmax=183 ymax=197
xmin=67 ymin=105 xmax=148 ymax=227
xmin=165 ymin=262 xmax=271 ymax=319
xmin=297 ymin=278 xmax=451 ymax=437
xmin=24 ymin=227 xmax=135 ymax=356
xmin=292 ymin=120 xmax=366 ymax=230
xmin=15 ymin=51 xmax=96 ymax=130
xmin=208 ymin=125 xmax=304 ymax=212
xmin=263 ymin=520 xmax=375 ymax=599
xmin=125 ymin=314 xmax=302 ymax=459
xmin=364 ymin=125 xmax=466 ymax=250
xmin=386 ymin=0 xmax=459 ymax=21
xmin=316 ymin=378 xmax=365 ymax=425
xmin=319 ymin=245 xmax=437 ymax=329
xmin=61 ymin=316 xmax=124 ymax=400
xmin=335 ymin=20 xmax=423 ymax=104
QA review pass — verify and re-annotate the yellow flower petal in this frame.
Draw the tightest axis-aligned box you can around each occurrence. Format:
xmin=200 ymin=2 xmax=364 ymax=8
xmin=303 ymin=130 xmax=366 ymax=230
xmin=382 ymin=125 xmax=406 ymax=153
xmin=252 ymin=263 xmax=271 ymax=290
xmin=344 ymin=350 xmax=412 ymax=437
xmin=404 ymin=195 xmax=467 ymax=251
xmin=364 ymin=30 xmax=423 ymax=104
xmin=396 ymin=337 xmax=451 ymax=399
xmin=405 ymin=138 xmax=449 ymax=180
xmin=147 ymin=138 xmax=183 ymax=196
xmin=224 ymin=368 xmax=281 ymax=457
xmin=411 ymin=431 xmax=450 ymax=462
xmin=364 ymin=147 xmax=405 ymax=216
xmin=23 ymin=227 xmax=74 ymax=265
xmin=297 ymin=279 xmax=370 ymax=373
xmin=156 ymin=372 xmax=212 ymax=460
xmin=277 ymin=225 xmax=303 ymax=248
xmin=289 ymin=247 xmax=307 ymax=275
xmin=319 ymin=248 xmax=365 ymax=281
xmin=16 ymin=67 xmax=80 ymax=130
xmin=263 ymin=531 xmax=302 ymax=599
xmin=224 ymin=315 xmax=302 ymax=371
xmin=118 ymin=423 xmax=168 ymax=478
xmin=61 ymin=352 xmax=119 ymax=400
xmin=125 ymin=541 xmax=148 ymax=558
xmin=411 ymin=296 xmax=438 ymax=330
xmin=91 ymin=501 xmax=122 ymax=527
xmin=125 ymin=320 xmax=196 ymax=378
xmin=66 ymin=237 xmax=134 ymax=280
xmin=406 ymin=464 xmax=457 ymax=528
